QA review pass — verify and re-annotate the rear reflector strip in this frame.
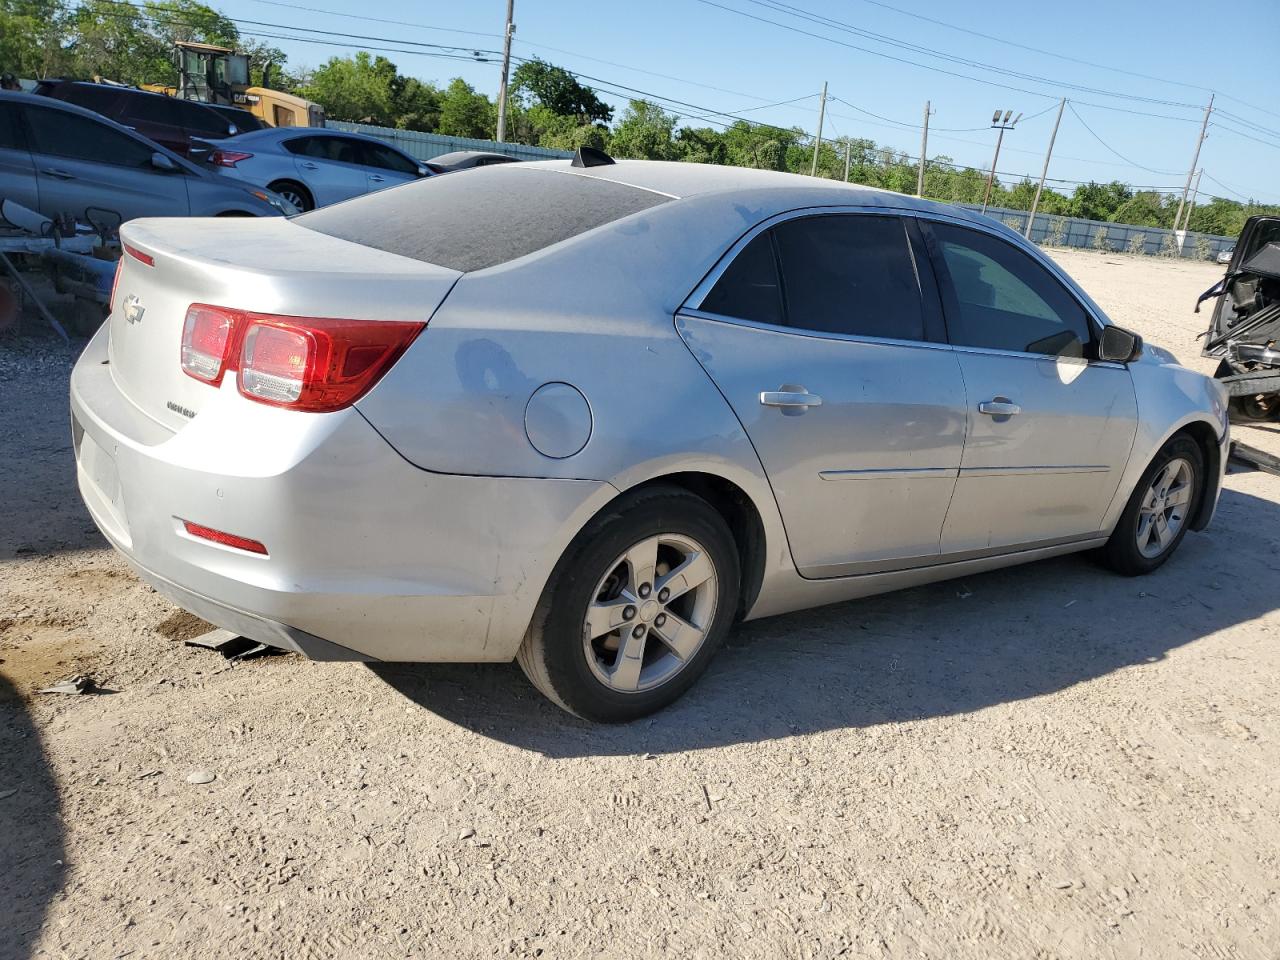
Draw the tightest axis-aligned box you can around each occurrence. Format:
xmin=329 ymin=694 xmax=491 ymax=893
xmin=123 ymin=243 xmax=154 ymax=267
xmin=181 ymin=520 xmax=268 ymax=555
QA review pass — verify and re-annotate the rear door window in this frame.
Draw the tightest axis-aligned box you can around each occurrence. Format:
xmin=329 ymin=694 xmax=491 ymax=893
xmin=773 ymin=214 xmax=928 ymax=341
xmin=928 ymin=222 xmax=1092 ymax=358
xmin=295 ymin=166 xmax=671 ymax=272
xmin=23 ymin=105 xmax=154 ymax=168
xmin=57 ymin=84 xmax=123 ymax=117
xmin=176 ymin=100 xmax=232 ymax=135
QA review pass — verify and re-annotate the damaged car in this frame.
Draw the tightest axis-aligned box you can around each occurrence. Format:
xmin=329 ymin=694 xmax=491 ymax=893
xmin=1198 ymin=215 xmax=1280 ymax=421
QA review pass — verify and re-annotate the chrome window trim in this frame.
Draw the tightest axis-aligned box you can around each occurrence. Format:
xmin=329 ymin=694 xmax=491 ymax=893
xmin=682 ymin=203 xmax=1126 ymax=367
xmin=676 ymin=308 xmax=957 ymax=355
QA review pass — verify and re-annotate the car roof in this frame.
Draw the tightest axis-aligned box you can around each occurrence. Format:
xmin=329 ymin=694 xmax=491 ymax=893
xmin=227 ymin=126 xmax=403 ymax=146
xmin=498 ymin=157 xmax=992 ymax=225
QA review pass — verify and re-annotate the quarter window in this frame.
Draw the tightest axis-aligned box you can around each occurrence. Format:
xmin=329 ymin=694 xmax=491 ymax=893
xmin=930 ymin=223 xmax=1092 ymax=358
xmin=0 ymin=103 xmax=23 ymax=150
xmin=700 ymin=231 xmax=783 ymax=326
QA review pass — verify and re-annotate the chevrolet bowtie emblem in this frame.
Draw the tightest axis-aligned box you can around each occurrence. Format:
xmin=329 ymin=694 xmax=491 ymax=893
xmin=123 ymin=294 xmax=145 ymax=325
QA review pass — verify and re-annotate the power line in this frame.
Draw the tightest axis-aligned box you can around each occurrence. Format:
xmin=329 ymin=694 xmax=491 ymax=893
xmin=740 ymin=0 xmax=1201 ymax=109
xmin=247 ymin=0 xmax=500 ymax=40
xmin=1066 ymin=103 xmax=1179 ymax=176
xmin=1209 ymin=121 xmax=1280 ymax=153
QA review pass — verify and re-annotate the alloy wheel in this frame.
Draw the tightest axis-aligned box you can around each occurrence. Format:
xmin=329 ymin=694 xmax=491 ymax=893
xmin=582 ymin=533 xmax=718 ymax=694
xmin=1135 ymin=457 xmax=1194 ymax=559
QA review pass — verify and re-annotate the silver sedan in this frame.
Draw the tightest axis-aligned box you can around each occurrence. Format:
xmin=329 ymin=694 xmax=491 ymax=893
xmin=71 ymin=157 xmax=1230 ymax=721
xmin=205 ymin=127 xmax=431 ymax=210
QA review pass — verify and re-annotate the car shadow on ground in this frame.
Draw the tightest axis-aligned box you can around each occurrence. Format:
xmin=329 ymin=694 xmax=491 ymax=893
xmin=0 ymin=674 xmax=65 ymax=959
xmin=371 ymin=481 xmax=1280 ymax=758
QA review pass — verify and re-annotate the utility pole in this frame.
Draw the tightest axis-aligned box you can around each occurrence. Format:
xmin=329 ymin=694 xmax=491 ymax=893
xmin=810 ymin=81 xmax=828 ymax=177
xmin=1172 ymin=94 xmax=1213 ymax=241
xmin=495 ymin=0 xmax=515 ymax=143
xmin=1181 ymin=168 xmax=1203 ymax=232
xmin=916 ymin=100 xmax=931 ymax=197
xmin=843 ymin=137 xmax=852 ymax=182
xmin=981 ymin=109 xmax=1020 ymax=215
xmin=1025 ymin=98 xmax=1066 ymax=240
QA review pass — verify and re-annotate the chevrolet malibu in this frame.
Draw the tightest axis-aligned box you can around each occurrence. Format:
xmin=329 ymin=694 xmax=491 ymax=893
xmin=71 ymin=154 xmax=1230 ymax=721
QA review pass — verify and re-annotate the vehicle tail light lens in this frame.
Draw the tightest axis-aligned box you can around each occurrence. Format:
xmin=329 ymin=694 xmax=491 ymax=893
xmin=182 ymin=520 xmax=268 ymax=555
xmin=181 ymin=304 xmax=239 ymax=385
xmin=124 ymin=243 xmax=154 ymax=266
xmin=238 ymin=316 xmax=423 ymax=411
xmin=178 ymin=303 xmax=422 ymax=412
xmin=109 ymin=258 xmax=122 ymax=312
xmin=209 ymin=150 xmax=253 ymax=167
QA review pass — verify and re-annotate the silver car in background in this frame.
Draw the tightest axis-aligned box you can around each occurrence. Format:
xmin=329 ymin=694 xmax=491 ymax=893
xmin=206 ymin=127 xmax=431 ymax=210
xmin=71 ymin=158 xmax=1230 ymax=721
xmin=0 ymin=91 xmax=288 ymax=222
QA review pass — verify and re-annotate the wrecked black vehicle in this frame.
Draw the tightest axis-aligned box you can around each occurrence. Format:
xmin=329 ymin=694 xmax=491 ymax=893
xmin=1198 ymin=215 xmax=1280 ymax=421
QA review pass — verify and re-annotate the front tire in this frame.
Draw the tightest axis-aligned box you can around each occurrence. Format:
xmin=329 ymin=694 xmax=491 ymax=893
xmin=268 ymin=179 xmax=314 ymax=213
xmin=517 ymin=486 xmax=740 ymax=722
xmin=1098 ymin=435 xmax=1203 ymax=576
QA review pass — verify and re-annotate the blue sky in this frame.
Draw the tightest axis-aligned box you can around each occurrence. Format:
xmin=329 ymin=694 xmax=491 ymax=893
xmin=215 ymin=0 xmax=1280 ymax=205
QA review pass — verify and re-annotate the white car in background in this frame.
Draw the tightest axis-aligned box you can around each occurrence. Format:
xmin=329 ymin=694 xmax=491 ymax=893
xmin=206 ymin=128 xmax=433 ymax=211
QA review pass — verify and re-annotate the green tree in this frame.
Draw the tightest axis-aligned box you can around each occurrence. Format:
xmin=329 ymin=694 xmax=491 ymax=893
xmin=609 ymin=100 xmax=678 ymax=160
xmin=0 ymin=0 xmax=72 ymax=78
xmin=300 ymin=52 xmax=397 ymax=125
xmin=436 ymin=78 xmax=494 ymax=138
xmin=512 ymin=57 xmax=612 ymax=123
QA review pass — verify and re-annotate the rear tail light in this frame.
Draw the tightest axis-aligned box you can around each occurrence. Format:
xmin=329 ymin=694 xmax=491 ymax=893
xmin=179 ymin=303 xmax=423 ymax=412
xmin=209 ymin=150 xmax=253 ymax=167
xmin=109 ymin=258 xmax=122 ymax=313
xmin=181 ymin=304 xmax=238 ymax=385
xmin=181 ymin=520 xmax=268 ymax=555
xmin=123 ymin=243 xmax=154 ymax=266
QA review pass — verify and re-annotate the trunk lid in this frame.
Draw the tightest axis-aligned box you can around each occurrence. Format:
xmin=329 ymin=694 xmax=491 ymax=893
xmin=109 ymin=217 xmax=461 ymax=431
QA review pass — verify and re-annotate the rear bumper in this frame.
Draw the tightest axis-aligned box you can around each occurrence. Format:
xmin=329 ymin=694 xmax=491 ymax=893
xmin=71 ymin=327 xmax=615 ymax=662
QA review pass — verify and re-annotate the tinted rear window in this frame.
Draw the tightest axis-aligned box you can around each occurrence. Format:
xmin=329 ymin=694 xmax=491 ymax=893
xmin=295 ymin=166 xmax=671 ymax=272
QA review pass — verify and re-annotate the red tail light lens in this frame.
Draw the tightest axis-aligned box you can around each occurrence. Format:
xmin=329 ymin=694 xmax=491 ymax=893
xmin=123 ymin=243 xmax=154 ymax=266
xmin=109 ymin=258 xmax=122 ymax=313
xmin=182 ymin=520 xmax=268 ymax=555
xmin=178 ymin=304 xmax=423 ymax=412
xmin=209 ymin=150 xmax=253 ymax=167
xmin=239 ymin=316 xmax=424 ymax=411
xmin=181 ymin=304 xmax=239 ymax=385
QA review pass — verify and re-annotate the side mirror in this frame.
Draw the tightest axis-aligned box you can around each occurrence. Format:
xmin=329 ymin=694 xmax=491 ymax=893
xmin=416 ymin=164 xmax=431 ymax=178
xmin=227 ymin=124 xmax=239 ymax=136
xmin=1097 ymin=325 xmax=1143 ymax=363
xmin=150 ymin=151 xmax=178 ymax=173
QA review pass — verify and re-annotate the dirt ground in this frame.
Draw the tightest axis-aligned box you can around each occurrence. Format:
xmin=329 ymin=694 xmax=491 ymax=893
xmin=2 ymin=248 xmax=1279 ymax=960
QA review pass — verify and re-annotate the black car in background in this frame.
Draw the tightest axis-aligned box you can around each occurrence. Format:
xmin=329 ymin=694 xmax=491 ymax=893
xmin=33 ymin=80 xmax=250 ymax=159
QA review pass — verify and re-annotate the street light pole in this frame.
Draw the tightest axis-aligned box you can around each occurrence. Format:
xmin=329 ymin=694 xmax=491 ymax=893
xmin=981 ymin=109 xmax=1020 ymax=215
xmin=1025 ymin=98 xmax=1066 ymax=240
xmin=495 ymin=0 xmax=515 ymax=143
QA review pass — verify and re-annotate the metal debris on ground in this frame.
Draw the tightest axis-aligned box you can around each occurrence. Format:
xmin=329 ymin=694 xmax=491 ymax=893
xmin=1231 ymin=440 xmax=1280 ymax=478
xmin=184 ymin=628 xmax=279 ymax=663
xmin=38 ymin=674 xmax=97 ymax=695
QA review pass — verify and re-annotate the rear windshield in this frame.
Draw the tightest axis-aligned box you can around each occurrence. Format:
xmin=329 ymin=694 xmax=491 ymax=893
xmin=294 ymin=165 xmax=671 ymax=272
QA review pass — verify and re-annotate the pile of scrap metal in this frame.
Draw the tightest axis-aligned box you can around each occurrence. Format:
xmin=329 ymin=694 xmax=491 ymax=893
xmin=0 ymin=198 xmax=120 ymax=338
xmin=1198 ymin=214 xmax=1280 ymax=423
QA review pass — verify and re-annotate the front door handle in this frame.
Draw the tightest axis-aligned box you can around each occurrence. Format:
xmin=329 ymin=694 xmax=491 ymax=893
xmin=978 ymin=398 xmax=1021 ymax=418
xmin=300 ymin=161 xmax=319 ymax=170
xmin=760 ymin=387 xmax=823 ymax=414
xmin=43 ymin=168 xmax=76 ymax=180
xmin=368 ymin=174 xmax=385 ymax=183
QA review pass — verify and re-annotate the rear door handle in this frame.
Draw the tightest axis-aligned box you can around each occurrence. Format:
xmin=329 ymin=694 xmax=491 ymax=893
xmin=978 ymin=398 xmax=1021 ymax=417
xmin=43 ymin=168 xmax=76 ymax=180
xmin=760 ymin=388 xmax=823 ymax=411
xmin=300 ymin=161 xmax=319 ymax=170
xmin=368 ymin=174 xmax=385 ymax=183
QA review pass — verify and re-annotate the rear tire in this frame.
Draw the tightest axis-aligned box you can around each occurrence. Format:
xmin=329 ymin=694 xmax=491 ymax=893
xmin=268 ymin=180 xmax=314 ymax=212
xmin=1098 ymin=435 xmax=1203 ymax=576
xmin=517 ymin=486 xmax=740 ymax=722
